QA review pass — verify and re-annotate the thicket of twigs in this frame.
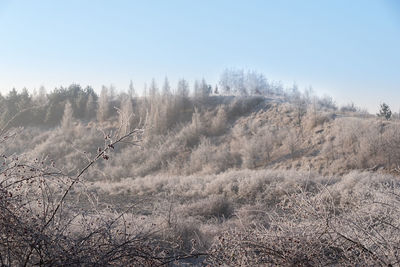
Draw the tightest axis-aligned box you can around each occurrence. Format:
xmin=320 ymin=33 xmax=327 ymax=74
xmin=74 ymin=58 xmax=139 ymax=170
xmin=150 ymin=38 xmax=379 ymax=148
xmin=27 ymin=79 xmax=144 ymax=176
xmin=0 ymin=128 xmax=204 ymax=266
xmin=207 ymin=176 xmax=400 ymax=266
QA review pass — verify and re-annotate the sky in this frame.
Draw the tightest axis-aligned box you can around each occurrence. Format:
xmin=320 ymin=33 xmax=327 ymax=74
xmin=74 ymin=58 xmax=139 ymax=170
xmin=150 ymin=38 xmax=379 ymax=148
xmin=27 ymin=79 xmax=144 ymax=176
xmin=0 ymin=0 xmax=399 ymax=112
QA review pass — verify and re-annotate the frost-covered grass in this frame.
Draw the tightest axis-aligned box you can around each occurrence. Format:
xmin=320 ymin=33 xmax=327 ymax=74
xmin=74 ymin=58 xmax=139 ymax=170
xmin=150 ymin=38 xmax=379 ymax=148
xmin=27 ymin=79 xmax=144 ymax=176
xmin=81 ymin=169 xmax=400 ymax=266
xmin=3 ymin=96 xmax=400 ymax=265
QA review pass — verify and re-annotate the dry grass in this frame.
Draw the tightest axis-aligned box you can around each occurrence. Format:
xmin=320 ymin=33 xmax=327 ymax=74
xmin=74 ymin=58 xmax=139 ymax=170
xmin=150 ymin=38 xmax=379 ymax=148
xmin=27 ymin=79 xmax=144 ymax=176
xmin=3 ymin=95 xmax=400 ymax=266
xmin=0 ymin=128 xmax=204 ymax=266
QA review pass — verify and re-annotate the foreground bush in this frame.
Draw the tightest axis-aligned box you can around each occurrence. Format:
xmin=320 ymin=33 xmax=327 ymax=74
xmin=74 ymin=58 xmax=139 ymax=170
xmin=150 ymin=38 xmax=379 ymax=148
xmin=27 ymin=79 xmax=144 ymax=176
xmin=0 ymin=129 xmax=203 ymax=266
xmin=207 ymin=173 xmax=400 ymax=266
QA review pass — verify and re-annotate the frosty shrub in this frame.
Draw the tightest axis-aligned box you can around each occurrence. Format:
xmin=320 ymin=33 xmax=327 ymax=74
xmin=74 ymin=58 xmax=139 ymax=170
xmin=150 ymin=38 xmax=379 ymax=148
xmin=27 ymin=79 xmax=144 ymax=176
xmin=226 ymin=96 xmax=264 ymax=119
xmin=207 ymin=171 xmax=400 ymax=266
xmin=208 ymin=105 xmax=228 ymax=136
xmin=0 ymin=128 xmax=203 ymax=266
xmin=185 ymin=195 xmax=234 ymax=220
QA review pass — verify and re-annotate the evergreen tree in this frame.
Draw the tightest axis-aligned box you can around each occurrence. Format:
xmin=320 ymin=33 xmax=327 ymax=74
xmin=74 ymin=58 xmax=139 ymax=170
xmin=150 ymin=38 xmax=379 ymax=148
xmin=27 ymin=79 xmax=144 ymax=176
xmin=214 ymin=85 xmax=219 ymax=95
xmin=128 ymin=80 xmax=136 ymax=99
xmin=162 ymin=77 xmax=171 ymax=97
xmin=378 ymin=103 xmax=392 ymax=120
xmin=109 ymin=84 xmax=116 ymax=101
xmin=61 ymin=101 xmax=74 ymax=131
xmin=211 ymin=105 xmax=228 ymax=135
xmin=177 ymin=79 xmax=189 ymax=99
xmin=149 ymin=79 xmax=159 ymax=99
xmin=194 ymin=80 xmax=201 ymax=98
xmin=85 ymin=94 xmax=97 ymax=120
xmin=200 ymin=78 xmax=211 ymax=98
xmin=176 ymin=79 xmax=190 ymax=120
xmin=143 ymin=83 xmax=148 ymax=97
xmin=37 ymin=86 xmax=47 ymax=105
xmin=97 ymin=86 xmax=109 ymax=122
xmin=194 ymin=79 xmax=211 ymax=100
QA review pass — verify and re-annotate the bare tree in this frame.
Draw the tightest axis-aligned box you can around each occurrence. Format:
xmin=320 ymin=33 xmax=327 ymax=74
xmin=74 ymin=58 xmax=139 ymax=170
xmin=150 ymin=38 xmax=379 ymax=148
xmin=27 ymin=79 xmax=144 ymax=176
xmin=219 ymin=68 xmax=247 ymax=95
xmin=118 ymin=97 xmax=134 ymax=135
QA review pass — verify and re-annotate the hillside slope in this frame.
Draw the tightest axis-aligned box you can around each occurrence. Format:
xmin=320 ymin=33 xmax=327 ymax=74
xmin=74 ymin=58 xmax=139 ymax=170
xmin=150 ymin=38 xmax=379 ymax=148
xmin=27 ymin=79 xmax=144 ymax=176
xmin=3 ymin=95 xmax=400 ymax=265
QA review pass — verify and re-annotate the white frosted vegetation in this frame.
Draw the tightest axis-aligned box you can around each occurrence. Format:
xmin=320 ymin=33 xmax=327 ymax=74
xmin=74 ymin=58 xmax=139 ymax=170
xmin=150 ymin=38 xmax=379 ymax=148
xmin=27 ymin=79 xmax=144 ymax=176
xmin=2 ymin=82 xmax=400 ymax=265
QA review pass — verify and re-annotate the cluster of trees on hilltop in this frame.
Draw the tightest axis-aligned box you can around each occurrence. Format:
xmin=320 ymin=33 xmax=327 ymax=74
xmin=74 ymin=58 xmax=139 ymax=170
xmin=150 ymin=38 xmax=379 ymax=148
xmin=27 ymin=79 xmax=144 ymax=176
xmin=0 ymin=69 xmax=289 ymax=129
xmin=0 ymin=85 xmax=97 ymax=128
xmin=219 ymin=69 xmax=284 ymax=95
xmin=2 ymin=69 xmax=373 ymax=131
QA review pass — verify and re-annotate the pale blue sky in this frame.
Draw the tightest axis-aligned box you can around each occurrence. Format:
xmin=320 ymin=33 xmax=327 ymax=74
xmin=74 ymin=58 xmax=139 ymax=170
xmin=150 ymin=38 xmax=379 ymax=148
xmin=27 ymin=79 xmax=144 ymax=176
xmin=0 ymin=0 xmax=399 ymax=112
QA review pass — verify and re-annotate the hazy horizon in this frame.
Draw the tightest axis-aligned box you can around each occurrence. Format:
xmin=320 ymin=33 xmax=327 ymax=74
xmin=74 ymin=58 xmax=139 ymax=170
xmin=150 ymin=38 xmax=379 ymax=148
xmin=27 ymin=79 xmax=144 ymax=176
xmin=1 ymin=0 xmax=399 ymax=112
